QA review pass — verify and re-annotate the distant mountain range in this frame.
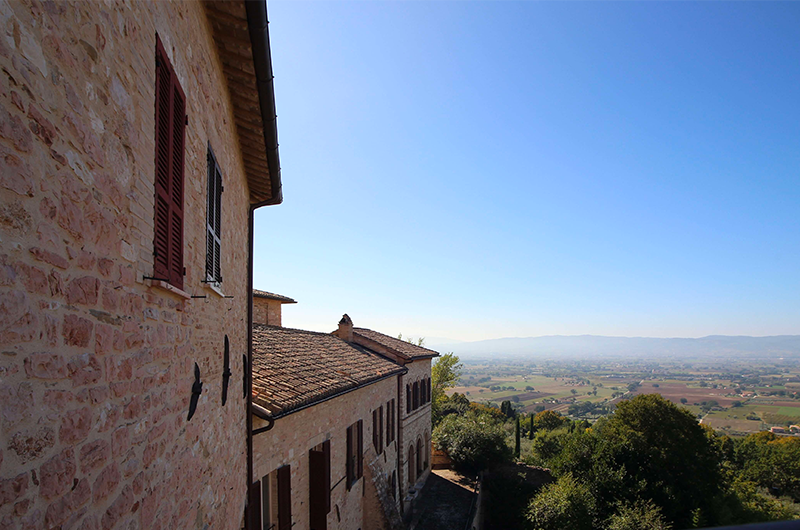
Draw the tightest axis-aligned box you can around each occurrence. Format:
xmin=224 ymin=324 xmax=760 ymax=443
xmin=429 ymin=335 xmax=800 ymax=361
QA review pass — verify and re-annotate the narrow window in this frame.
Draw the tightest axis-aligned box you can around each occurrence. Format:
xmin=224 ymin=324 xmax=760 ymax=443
xmin=346 ymin=420 xmax=363 ymax=489
xmin=309 ymin=441 xmax=330 ymax=529
xmin=357 ymin=420 xmax=363 ymax=480
xmin=277 ymin=465 xmax=292 ymax=530
xmin=153 ymin=36 xmax=186 ymax=289
xmin=205 ymin=146 xmax=223 ymax=284
xmin=406 ymin=384 xmax=411 ymax=414
xmin=413 ymin=381 xmax=419 ymax=410
xmin=372 ymin=409 xmax=380 ymax=454
xmin=416 ymin=438 xmax=423 ymax=476
xmin=378 ymin=405 xmax=384 ymax=451
xmin=386 ymin=400 xmax=393 ymax=445
xmin=408 ymin=445 xmax=415 ymax=485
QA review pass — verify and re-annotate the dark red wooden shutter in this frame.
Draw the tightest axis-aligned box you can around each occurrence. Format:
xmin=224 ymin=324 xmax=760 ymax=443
xmin=356 ymin=420 xmax=363 ymax=479
xmin=346 ymin=425 xmax=353 ymax=489
xmin=323 ymin=440 xmax=331 ymax=513
xmin=153 ymin=36 xmax=185 ymax=290
xmin=169 ymin=78 xmax=185 ymax=289
xmin=386 ymin=402 xmax=391 ymax=444
xmin=372 ymin=409 xmax=378 ymax=452
xmin=378 ymin=406 xmax=383 ymax=451
xmin=249 ymin=480 xmax=262 ymax=530
xmin=153 ymin=39 xmax=171 ymax=281
xmin=278 ymin=465 xmax=291 ymax=530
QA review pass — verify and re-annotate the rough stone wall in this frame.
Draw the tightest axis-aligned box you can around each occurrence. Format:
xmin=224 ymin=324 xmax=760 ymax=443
xmin=253 ymin=375 xmax=401 ymax=530
xmin=364 ymin=459 xmax=404 ymax=530
xmin=398 ymin=359 xmax=433 ymax=503
xmin=0 ymin=2 xmax=252 ymax=528
xmin=253 ymin=298 xmax=282 ymax=327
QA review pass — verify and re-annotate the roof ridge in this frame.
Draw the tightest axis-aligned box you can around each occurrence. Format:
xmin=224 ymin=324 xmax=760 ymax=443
xmin=353 ymin=327 xmax=440 ymax=354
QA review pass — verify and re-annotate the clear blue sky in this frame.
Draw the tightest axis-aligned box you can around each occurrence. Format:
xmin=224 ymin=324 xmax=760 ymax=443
xmin=253 ymin=1 xmax=800 ymax=342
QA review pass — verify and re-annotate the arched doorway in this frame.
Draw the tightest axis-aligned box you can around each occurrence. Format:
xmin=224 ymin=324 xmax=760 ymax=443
xmin=416 ymin=437 xmax=423 ymax=477
xmin=408 ymin=444 xmax=416 ymax=485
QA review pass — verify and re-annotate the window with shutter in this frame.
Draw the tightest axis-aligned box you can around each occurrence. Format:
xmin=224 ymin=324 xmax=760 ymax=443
xmin=406 ymin=385 xmax=411 ymax=414
xmin=206 ymin=146 xmax=223 ymax=284
xmin=378 ymin=405 xmax=383 ymax=453
xmin=250 ymin=480 xmax=262 ymax=530
xmin=153 ymin=36 xmax=186 ymax=290
xmin=346 ymin=425 xmax=354 ymax=489
xmin=386 ymin=400 xmax=392 ymax=445
xmin=356 ymin=420 xmax=363 ymax=480
xmin=346 ymin=420 xmax=363 ymax=489
xmin=277 ymin=465 xmax=291 ymax=530
xmin=372 ymin=409 xmax=379 ymax=453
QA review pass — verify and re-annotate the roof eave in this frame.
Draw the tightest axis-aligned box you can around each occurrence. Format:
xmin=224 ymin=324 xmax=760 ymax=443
xmin=244 ymin=0 xmax=282 ymax=206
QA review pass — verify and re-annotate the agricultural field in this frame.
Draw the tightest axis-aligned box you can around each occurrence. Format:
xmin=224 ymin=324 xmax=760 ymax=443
xmin=449 ymin=360 xmax=800 ymax=434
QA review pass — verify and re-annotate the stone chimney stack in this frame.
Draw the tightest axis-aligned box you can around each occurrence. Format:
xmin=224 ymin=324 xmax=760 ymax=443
xmin=338 ymin=314 xmax=353 ymax=342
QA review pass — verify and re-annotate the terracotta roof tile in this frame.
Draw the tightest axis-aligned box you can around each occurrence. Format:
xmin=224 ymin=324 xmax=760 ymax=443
xmin=252 ymin=325 xmax=406 ymax=417
xmin=252 ymin=290 xmax=296 ymax=303
xmin=353 ymin=328 xmax=440 ymax=360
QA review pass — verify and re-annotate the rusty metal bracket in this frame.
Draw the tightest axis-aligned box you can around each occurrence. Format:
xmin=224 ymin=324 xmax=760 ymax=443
xmin=187 ymin=363 xmax=202 ymax=421
xmin=222 ymin=336 xmax=231 ymax=406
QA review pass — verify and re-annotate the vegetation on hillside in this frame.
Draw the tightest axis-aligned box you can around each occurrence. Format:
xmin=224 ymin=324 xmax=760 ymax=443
xmin=433 ymin=386 xmax=800 ymax=529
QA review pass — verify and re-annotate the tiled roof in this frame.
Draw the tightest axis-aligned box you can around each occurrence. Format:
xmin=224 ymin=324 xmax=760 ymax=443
xmin=253 ymin=290 xmax=296 ymax=304
xmin=252 ymin=325 xmax=406 ymax=417
xmin=353 ymin=328 xmax=440 ymax=360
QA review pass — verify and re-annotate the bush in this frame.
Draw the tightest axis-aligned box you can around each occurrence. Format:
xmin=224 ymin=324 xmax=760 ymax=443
xmin=526 ymin=473 xmax=597 ymax=530
xmin=605 ymin=500 xmax=671 ymax=530
xmin=433 ymin=412 xmax=512 ymax=474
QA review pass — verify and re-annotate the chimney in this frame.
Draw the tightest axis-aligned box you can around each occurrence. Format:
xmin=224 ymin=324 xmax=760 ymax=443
xmin=338 ymin=314 xmax=353 ymax=342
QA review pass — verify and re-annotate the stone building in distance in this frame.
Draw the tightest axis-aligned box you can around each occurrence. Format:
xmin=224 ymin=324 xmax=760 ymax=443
xmin=251 ymin=305 xmax=438 ymax=530
xmin=0 ymin=1 xmax=282 ymax=528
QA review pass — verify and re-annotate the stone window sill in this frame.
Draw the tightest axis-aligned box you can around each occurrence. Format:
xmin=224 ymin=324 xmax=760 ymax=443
xmin=149 ymin=279 xmax=191 ymax=300
xmin=204 ymin=280 xmax=226 ymax=298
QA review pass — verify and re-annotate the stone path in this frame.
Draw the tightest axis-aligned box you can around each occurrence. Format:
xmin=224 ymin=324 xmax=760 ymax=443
xmin=409 ymin=470 xmax=478 ymax=530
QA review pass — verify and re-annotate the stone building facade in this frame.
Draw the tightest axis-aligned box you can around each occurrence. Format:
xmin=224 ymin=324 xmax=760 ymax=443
xmin=251 ymin=323 xmax=406 ymax=530
xmin=333 ymin=324 xmax=437 ymax=513
xmin=250 ymin=308 xmax=438 ymax=530
xmin=0 ymin=2 xmax=282 ymax=529
xmin=252 ymin=289 xmax=295 ymax=327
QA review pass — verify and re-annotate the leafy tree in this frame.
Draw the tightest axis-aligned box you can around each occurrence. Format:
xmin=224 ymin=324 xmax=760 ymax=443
xmin=680 ymin=398 xmax=688 ymax=404
xmin=431 ymin=353 xmax=462 ymax=426
xmin=534 ymin=410 xmax=567 ymax=431
xmin=529 ymin=414 xmax=535 ymax=440
xmin=396 ymin=333 xmax=425 ymax=346
xmin=597 ymin=394 xmax=724 ymax=528
xmin=515 ymin=415 xmax=521 ymax=458
xmin=526 ymin=473 xmax=597 ymax=530
xmin=501 ymin=400 xmax=516 ymax=418
xmin=469 ymin=401 xmax=506 ymax=420
xmin=433 ymin=412 xmax=511 ymax=474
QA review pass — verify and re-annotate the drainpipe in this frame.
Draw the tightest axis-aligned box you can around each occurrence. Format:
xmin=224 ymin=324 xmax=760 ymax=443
xmin=246 ymin=199 xmax=280 ymax=530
